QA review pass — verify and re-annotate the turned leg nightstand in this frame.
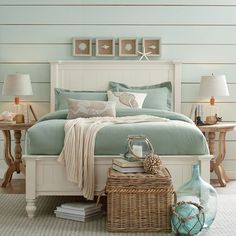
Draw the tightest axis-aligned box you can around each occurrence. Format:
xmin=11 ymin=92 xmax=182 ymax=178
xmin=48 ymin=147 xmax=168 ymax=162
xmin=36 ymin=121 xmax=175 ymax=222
xmin=198 ymin=123 xmax=236 ymax=187
xmin=0 ymin=122 xmax=34 ymax=187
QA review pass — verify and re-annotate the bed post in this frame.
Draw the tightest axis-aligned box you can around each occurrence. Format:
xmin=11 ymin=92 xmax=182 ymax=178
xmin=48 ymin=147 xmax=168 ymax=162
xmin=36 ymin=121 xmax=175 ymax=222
xmin=50 ymin=61 xmax=59 ymax=112
xmin=173 ymin=61 xmax=182 ymax=113
xmin=25 ymin=158 xmax=37 ymax=218
xmin=198 ymin=155 xmax=212 ymax=183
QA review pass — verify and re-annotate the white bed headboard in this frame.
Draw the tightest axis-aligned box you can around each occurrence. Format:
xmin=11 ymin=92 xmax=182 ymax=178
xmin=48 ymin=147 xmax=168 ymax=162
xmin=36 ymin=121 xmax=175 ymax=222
xmin=50 ymin=60 xmax=182 ymax=112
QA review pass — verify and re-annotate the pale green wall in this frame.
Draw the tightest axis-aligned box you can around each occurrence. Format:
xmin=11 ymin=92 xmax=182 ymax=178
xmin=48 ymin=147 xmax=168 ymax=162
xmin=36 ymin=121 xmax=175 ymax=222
xmin=0 ymin=0 xmax=236 ymax=177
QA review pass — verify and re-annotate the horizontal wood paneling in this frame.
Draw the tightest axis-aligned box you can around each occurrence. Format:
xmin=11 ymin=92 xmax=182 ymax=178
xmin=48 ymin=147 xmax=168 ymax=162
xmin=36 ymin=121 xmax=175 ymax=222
xmin=182 ymin=84 xmax=236 ymax=102
xmin=1 ymin=6 xmax=236 ymax=25
xmin=219 ymin=132 xmax=236 ymax=141
xmin=0 ymin=102 xmax=50 ymax=118
xmin=223 ymin=160 xmax=236 ymax=171
xmin=0 ymin=45 xmax=71 ymax=61
xmin=2 ymin=44 xmax=236 ymax=62
xmin=2 ymin=25 xmax=236 ymax=44
xmin=182 ymin=64 xmax=236 ymax=83
xmin=216 ymin=142 xmax=236 ymax=160
xmin=182 ymin=103 xmax=236 ymax=122
xmin=1 ymin=2 xmax=236 ymax=176
xmin=2 ymin=0 xmax=236 ymax=6
xmin=1 ymin=0 xmax=236 ymax=6
xmin=0 ymin=83 xmax=49 ymax=102
xmin=163 ymin=45 xmax=236 ymax=63
xmin=0 ymin=63 xmax=49 ymax=82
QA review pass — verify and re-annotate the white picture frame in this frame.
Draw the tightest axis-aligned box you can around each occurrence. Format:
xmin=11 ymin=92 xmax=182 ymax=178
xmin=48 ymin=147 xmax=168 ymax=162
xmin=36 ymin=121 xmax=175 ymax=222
xmin=119 ymin=38 xmax=138 ymax=57
xmin=142 ymin=38 xmax=161 ymax=56
xmin=72 ymin=38 xmax=92 ymax=56
xmin=96 ymin=38 xmax=115 ymax=57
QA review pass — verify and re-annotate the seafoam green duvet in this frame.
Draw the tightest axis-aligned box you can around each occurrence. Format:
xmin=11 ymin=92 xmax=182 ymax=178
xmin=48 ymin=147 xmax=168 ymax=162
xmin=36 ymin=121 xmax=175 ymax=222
xmin=25 ymin=108 xmax=209 ymax=156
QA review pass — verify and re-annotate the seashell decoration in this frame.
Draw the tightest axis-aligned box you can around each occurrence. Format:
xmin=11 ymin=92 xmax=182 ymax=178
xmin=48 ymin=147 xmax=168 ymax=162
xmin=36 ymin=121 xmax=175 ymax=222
xmin=101 ymin=45 xmax=110 ymax=50
xmin=0 ymin=111 xmax=15 ymax=121
xmin=149 ymin=45 xmax=157 ymax=50
xmin=78 ymin=42 xmax=87 ymax=51
xmin=124 ymin=43 xmax=133 ymax=51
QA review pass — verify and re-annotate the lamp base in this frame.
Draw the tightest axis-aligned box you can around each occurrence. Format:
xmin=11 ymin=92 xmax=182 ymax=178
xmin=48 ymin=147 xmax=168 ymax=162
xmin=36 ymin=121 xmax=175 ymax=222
xmin=13 ymin=103 xmax=37 ymax=123
xmin=14 ymin=114 xmax=25 ymax=123
xmin=210 ymin=96 xmax=215 ymax=106
xmin=205 ymin=116 xmax=217 ymax=125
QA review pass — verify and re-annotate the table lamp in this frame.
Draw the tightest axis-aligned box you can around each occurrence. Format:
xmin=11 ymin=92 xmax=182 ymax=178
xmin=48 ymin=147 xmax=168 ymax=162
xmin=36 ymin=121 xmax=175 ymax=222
xmin=199 ymin=74 xmax=229 ymax=124
xmin=2 ymin=73 xmax=37 ymax=122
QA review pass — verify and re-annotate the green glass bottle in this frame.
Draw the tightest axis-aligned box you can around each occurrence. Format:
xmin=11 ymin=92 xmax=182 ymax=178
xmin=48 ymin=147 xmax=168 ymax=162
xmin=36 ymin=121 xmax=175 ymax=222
xmin=176 ymin=164 xmax=217 ymax=228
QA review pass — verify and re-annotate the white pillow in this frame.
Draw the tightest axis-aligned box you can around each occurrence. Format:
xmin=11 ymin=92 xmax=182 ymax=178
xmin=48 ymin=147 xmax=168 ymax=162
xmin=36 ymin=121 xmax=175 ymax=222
xmin=107 ymin=90 xmax=146 ymax=109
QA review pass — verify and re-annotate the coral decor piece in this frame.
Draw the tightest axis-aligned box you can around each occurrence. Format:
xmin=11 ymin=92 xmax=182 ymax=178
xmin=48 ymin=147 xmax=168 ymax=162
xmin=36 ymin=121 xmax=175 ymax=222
xmin=143 ymin=154 xmax=162 ymax=174
xmin=0 ymin=111 xmax=15 ymax=121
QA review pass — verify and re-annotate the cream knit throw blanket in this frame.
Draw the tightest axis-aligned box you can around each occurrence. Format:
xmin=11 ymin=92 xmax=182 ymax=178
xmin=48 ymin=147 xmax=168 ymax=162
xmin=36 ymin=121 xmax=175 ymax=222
xmin=58 ymin=115 xmax=168 ymax=200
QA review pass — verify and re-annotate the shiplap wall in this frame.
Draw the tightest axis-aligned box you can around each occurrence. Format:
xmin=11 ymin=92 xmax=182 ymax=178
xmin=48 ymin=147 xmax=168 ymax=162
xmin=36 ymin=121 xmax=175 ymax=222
xmin=0 ymin=0 xmax=236 ymax=179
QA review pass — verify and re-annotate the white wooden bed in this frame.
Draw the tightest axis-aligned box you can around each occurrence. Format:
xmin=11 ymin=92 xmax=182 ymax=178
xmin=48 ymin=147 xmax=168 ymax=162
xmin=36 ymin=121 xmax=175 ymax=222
xmin=23 ymin=60 xmax=211 ymax=218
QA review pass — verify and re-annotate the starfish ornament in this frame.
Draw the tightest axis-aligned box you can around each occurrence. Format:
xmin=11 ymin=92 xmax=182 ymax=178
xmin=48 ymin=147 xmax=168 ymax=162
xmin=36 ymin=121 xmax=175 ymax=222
xmin=137 ymin=47 xmax=152 ymax=61
xmin=101 ymin=44 xmax=110 ymax=50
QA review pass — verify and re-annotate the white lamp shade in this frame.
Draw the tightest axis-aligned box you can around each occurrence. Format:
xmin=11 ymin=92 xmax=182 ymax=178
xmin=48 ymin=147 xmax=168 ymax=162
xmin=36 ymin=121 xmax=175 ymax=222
xmin=199 ymin=74 xmax=229 ymax=97
xmin=2 ymin=74 xmax=33 ymax=96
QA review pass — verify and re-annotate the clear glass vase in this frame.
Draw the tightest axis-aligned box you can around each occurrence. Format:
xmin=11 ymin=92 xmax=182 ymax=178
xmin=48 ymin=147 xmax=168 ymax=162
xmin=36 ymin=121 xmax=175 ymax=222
xmin=176 ymin=164 xmax=217 ymax=228
xmin=124 ymin=135 xmax=154 ymax=161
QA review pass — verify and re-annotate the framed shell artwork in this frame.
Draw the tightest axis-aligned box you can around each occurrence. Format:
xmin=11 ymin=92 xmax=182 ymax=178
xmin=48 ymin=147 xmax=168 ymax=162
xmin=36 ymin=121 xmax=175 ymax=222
xmin=96 ymin=38 xmax=115 ymax=57
xmin=142 ymin=38 xmax=161 ymax=56
xmin=73 ymin=38 xmax=92 ymax=56
xmin=119 ymin=38 xmax=138 ymax=57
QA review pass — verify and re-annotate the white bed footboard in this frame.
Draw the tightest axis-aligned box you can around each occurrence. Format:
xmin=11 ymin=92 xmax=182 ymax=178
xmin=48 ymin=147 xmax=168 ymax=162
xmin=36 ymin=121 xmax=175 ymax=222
xmin=24 ymin=154 xmax=211 ymax=218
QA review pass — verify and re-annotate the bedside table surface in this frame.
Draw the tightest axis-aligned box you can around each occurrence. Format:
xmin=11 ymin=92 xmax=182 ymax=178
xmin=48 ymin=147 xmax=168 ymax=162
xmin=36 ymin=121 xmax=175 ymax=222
xmin=198 ymin=122 xmax=236 ymax=132
xmin=0 ymin=122 xmax=35 ymax=130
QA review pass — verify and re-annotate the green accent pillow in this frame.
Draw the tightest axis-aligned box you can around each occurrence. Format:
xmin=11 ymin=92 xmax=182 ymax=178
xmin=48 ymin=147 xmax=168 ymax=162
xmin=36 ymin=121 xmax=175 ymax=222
xmin=55 ymin=88 xmax=108 ymax=110
xmin=109 ymin=81 xmax=172 ymax=111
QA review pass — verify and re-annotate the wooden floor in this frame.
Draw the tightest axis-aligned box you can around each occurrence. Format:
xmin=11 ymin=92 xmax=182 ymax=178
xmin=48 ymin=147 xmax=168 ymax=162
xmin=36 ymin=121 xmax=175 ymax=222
xmin=0 ymin=179 xmax=25 ymax=194
xmin=0 ymin=178 xmax=235 ymax=195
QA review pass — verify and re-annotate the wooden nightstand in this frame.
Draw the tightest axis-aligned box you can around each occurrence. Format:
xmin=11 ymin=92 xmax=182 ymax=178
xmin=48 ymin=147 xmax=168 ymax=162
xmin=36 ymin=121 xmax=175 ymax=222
xmin=0 ymin=122 xmax=35 ymax=187
xmin=198 ymin=123 xmax=236 ymax=187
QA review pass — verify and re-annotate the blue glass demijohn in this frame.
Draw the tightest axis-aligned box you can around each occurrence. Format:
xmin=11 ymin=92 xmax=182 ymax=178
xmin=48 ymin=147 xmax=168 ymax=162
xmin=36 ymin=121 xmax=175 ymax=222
xmin=176 ymin=164 xmax=217 ymax=228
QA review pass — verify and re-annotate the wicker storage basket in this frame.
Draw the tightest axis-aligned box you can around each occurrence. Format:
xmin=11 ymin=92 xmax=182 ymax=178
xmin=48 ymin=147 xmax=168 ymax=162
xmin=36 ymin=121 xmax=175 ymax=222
xmin=106 ymin=168 xmax=174 ymax=232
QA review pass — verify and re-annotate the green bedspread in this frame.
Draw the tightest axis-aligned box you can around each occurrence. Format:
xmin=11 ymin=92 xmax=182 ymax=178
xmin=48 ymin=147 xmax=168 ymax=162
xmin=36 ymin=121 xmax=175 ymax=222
xmin=25 ymin=108 xmax=209 ymax=156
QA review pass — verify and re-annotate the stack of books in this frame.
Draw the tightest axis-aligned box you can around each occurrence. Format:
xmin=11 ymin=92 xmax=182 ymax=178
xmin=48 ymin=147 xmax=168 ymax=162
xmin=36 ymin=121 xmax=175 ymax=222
xmin=112 ymin=158 xmax=144 ymax=173
xmin=54 ymin=202 xmax=102 ymax=222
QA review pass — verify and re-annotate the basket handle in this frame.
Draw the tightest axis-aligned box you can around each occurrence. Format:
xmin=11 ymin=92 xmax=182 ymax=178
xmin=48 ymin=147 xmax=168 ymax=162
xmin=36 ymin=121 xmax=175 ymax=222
xmin=173 ymin=191 xmax=177 ymax=204
xmin=165 ymin=167 xmax=172 ymax=177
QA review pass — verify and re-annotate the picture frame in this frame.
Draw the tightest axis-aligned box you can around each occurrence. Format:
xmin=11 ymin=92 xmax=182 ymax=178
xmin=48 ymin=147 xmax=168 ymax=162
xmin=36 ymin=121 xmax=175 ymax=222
xmin=119 ymin=38 xmax=138 ymax=57
xmin=72 ymin=38 xmax=92 ymax=56
xmin=142 ymin=38 xmax=161 ymax=56
xmin=96 ymin=38 xmax=115 ymax=57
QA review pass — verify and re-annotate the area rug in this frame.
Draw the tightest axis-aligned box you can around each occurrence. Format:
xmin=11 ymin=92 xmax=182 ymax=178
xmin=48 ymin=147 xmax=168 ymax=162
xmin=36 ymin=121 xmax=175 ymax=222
xmin=0 ymin=194 xmax=235 ymax=236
